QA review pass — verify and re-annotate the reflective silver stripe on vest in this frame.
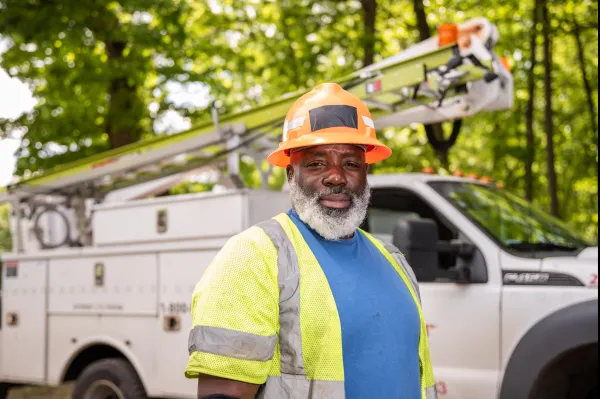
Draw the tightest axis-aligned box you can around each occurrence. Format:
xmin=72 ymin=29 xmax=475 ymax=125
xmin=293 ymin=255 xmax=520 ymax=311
xmin=426 ymin=385 xmax=438 ymax=399
xmin=375 ymin=238 xmax=422 ymax=303
xmin=257 ymin=374 xmax=345 ymax=399
xmin=257 ymin=219 xmax=305 ymax=375
xmin=188 ymin=325 xmax=277 ymax=361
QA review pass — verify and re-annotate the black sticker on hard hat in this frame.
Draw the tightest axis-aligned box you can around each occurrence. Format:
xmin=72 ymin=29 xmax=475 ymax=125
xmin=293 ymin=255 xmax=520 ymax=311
xmin=309 ymin=105 xmax=358 ymax=132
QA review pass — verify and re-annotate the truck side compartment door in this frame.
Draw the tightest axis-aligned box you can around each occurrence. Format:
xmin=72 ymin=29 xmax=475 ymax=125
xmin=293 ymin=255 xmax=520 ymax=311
xmin=1 ymin=259 xmax=48 ymax=384
xmin=363 ymin=187 xmax=502 ymax=399
xmin=46 ymin=254 xmax=160 ymax=389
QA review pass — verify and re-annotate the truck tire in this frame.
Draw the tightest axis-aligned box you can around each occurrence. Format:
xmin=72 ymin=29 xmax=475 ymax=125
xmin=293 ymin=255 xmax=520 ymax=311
xmin=0 ymin=384 xmax=9 ymax=399
xmin=529 ymin=345 xmax=597 ymax=399
xmin=71 ymin=358 xmax=147 ymax=399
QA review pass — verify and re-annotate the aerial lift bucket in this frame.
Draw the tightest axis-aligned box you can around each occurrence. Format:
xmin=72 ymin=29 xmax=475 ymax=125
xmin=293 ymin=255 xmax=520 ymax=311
xmin=353 ymin=17 xmax=513 ymax=130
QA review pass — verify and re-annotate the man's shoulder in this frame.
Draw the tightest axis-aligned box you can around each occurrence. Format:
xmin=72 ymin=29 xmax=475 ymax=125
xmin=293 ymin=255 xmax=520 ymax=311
xmin=202 ymin=217 xmax=284 ymax=282
xmin=223 ymin=214 xmax=287 ymax=251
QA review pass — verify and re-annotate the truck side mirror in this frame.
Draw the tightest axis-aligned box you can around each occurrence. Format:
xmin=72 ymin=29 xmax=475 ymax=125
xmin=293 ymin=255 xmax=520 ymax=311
xmin=392 ymin=218 xmax=474 ymax=284
xmin=393 ymin=218 xmax=440 ymax=282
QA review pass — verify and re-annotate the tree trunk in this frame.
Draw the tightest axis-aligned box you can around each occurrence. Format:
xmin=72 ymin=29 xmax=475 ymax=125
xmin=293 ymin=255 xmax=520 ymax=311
xmin=361 ymin=0 xmax=377 ymax=67
xmin=541 ymin=0 xmax=560 ymax=217
xmin=525 ymin=0 xmax=540 ymax=202
xmin=411 ymin=0 xmax=453 ymax=169
xmin=412 ymin=0 xmax=431 ymax=41
xmin=573 ymin=17 xmax=598 ymax=169
xmin=105 ymin=40 xmax=142 ymax=149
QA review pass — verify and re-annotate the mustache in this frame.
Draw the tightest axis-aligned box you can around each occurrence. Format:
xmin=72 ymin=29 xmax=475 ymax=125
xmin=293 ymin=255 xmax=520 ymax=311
xmin=315 ymin=186 xmax=359 ymax=200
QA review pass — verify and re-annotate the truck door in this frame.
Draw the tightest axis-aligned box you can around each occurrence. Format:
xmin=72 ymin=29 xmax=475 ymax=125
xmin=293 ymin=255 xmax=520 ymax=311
xmin=362 ymin=186 xmax=502 ymax=399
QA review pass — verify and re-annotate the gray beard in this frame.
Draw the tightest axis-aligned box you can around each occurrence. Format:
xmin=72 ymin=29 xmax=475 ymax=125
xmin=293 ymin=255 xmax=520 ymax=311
xmin=289 ymin=178 xmax=371 ymax=241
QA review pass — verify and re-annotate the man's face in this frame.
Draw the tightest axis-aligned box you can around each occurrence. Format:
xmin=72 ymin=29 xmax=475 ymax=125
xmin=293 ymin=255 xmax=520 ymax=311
xmin=286 ymin=144 xmax=371 ymax=240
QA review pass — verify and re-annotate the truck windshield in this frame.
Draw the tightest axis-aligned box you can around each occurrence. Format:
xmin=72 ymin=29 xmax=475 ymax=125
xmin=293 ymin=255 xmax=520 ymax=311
xmin=428 ymin=181 xmax=593 ymax=254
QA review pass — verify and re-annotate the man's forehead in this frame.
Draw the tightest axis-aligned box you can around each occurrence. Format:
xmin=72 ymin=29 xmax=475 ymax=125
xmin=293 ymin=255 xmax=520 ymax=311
xmin=292 ymin=144 xmax=366 ymax=157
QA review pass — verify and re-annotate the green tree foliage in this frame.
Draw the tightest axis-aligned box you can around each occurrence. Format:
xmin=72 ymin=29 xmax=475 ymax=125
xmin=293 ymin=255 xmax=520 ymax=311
xmin=182 ymin=0 xmax=365 ymax=112
xmin=0 ymin=0 xmax=597 ymax=241
xmin=168 ymin=181 xmax=216 ymax=195
xmin=0 ymin=0 xmax=207 ymax=175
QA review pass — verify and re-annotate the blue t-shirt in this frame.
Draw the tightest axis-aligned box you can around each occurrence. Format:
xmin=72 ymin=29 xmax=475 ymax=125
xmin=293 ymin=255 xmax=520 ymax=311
xmin=288 ymin=209 xmax=421 ymax=399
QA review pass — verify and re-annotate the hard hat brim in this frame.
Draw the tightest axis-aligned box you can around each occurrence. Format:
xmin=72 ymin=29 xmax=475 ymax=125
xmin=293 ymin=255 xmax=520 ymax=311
xmin=266 ymin=131 xmax=392 ymax=167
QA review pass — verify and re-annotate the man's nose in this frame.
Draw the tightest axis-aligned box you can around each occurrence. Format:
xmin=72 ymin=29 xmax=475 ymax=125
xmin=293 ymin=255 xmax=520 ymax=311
xmin=322 ymin=166 xmax=347 ymax=187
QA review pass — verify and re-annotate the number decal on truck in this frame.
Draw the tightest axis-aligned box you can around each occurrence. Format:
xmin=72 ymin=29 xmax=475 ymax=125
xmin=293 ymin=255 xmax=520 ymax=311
xmin=590 ymin=273 xmax=598 ymax=287
xmin=160 ymin=302 xmax=190 ymax=314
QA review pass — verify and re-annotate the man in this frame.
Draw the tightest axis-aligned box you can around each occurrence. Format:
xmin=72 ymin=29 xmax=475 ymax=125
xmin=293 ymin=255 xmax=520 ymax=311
xmin=185 ymin=83 xmax=437 ymax=399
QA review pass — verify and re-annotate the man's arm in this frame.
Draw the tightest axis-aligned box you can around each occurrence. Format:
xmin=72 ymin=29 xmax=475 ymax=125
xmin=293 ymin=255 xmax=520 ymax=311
xmin=197 ymin=374 xmax=260 ymax=399
xmin=185 ymin=230 xmax=279 ymax=397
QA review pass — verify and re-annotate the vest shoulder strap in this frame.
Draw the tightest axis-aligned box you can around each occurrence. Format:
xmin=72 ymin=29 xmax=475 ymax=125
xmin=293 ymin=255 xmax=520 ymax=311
xmin=255 ymin=215 xmax=306 ymax=377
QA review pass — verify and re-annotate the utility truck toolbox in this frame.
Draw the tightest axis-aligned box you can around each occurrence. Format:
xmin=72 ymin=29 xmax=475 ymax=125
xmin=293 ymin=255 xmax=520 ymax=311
xmin=92 ymin=190 xmax=290 ymax=246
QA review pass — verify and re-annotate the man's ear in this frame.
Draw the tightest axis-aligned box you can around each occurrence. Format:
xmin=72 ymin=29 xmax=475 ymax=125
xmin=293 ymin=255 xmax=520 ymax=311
xmin=286 ymin=165 xmax=294 ymax=182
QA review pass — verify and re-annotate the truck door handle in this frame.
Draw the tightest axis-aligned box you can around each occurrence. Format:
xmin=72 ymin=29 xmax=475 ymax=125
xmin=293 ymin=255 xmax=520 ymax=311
xmin=157 ymin=209 xmax=168 ymax=233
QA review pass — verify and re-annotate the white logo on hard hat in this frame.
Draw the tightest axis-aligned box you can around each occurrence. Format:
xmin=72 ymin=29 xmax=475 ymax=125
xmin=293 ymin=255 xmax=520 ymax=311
xmin=283 ymin=116 xmax=306 ymax=140
xmin=361 ymin=115 xmax=375 ymax=129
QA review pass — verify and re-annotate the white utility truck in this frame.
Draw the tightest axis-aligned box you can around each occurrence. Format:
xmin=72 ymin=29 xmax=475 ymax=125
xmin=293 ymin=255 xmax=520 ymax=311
xmin=0 ymin=18 xmax=597 ymax=399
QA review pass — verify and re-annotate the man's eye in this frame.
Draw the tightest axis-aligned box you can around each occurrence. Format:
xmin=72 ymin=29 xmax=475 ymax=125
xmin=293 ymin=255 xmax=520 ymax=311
xmin=307 ymin=162 xmax=324 ymax=168
xmin=345 ymin=162 xmax=360 ymax=169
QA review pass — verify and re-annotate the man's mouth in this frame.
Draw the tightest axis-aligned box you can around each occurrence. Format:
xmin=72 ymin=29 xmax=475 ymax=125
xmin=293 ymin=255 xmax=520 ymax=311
xmin=319 ymin=193 xmax=351 ymax=209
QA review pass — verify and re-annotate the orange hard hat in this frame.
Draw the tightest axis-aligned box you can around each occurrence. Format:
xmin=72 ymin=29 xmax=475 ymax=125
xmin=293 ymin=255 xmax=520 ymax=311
xmin=266 ymin=82 xmax=392 ymax=167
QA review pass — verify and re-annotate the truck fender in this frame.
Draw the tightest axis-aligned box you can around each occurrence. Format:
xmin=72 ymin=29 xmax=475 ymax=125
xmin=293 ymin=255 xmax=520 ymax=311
xmin=498 ymin=299 xmax=598 ymax=399
xmin=58 ymin=335 xmax=150 ymax=393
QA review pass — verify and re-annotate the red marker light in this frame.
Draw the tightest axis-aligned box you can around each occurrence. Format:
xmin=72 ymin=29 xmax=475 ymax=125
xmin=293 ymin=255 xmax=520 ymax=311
xmin=366 ymin=80 xmax=382 ymax=94
xmin=92 ymin=158 xmax=116 ymax=169
xmin=5 ymin=260 xmax=18 ymax=277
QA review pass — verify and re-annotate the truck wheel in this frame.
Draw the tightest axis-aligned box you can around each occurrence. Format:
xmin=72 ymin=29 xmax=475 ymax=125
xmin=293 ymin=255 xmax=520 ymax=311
xmin=529 ymin=344 xmax=597 ymax=399
xmin=71 ymin=358 xmax=147 ymax=399
xmin=0 ymin=384 xmax=9 ymax=399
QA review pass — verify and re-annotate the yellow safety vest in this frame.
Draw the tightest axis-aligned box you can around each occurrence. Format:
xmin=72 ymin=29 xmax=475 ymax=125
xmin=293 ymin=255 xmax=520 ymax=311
xmin=185 ymin=213 xmax=437 ymax=399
